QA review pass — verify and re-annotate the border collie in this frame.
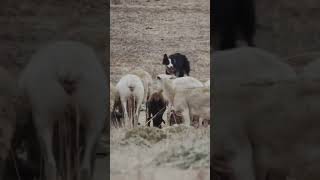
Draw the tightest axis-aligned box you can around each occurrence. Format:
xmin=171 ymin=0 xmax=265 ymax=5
xmin=162 ymin=53 xmax=190 ymax=77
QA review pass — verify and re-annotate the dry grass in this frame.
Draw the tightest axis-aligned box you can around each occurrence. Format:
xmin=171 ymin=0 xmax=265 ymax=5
xmin=110 ymin=125 xmax=210 ymax=180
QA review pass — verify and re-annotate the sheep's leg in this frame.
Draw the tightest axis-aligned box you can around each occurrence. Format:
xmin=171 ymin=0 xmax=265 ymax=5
xmin=203 ymin=119 xmax=209 ymax=127
xmin=145 ymin=101 xmax=149 ymax=126
xmin=230 ymin=147 xmax=255 ymax=180
xmin=221 ymin=132 xmax=256 ymax=180
xmin=181 ymin=109 xmax=191 ymax=126
xmin=34 ymin=113 xmax=57 ymax=180
xmin=120 ymin=97 xmax=129 ymax=128
xmin=134 ymin=97 xmax=143 ymax=128
xmin=80 ymin=117 xmax=102 ymax=180
xmin=165 ymin=104 xmax=171 ymax=125
xmin=80 ymin=138 xmax=98 ymax=180
xmin=128 ymin=96 xmax=133 ymax=128
xmin=199 ymin=117 xmax=204 ymax=128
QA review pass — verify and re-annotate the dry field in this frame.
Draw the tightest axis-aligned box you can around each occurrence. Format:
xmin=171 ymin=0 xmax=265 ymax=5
xmin=110 ymin=0 xmax=210 ymax=179
xmin=110 ymin=0 xmax=210 ymax=83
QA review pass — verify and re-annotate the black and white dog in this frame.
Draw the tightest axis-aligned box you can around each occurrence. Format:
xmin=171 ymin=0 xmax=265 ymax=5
xmin=162 ymin=53 xmax=190 ymax=77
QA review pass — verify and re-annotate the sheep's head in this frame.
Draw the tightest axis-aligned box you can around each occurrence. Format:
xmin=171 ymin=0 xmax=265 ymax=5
xmin=155 ymin=74 xmax=175 ymax=91
xmin=156 ymin=74 xmax=176 ymax=104
xmin=156 ymin=74 xmax=176 ymax=81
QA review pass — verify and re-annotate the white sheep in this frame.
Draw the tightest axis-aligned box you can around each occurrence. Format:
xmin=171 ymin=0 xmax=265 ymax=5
xmin=116 ymin=74 xmax=144 ymax=128
xmin=130 ymin=68 xmax=153 ymax=105
xmin=212 ymin=47 xmax=301 ymax=180
xmin=156 ymin=74 xmax=204 ymax=126
xmin=160 ymin=77 xmax=210 ymax=127
xmin=18 ymin=41 xmax=107 ymax=180
xmin=0 ymin=67 xmax=16 ymax=179
xmin=156 ymin=74 xmax=204 ymax=101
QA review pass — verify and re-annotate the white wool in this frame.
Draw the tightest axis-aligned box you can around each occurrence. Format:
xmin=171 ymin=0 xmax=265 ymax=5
xmin=18 ymin=41 xmax=107 ymax=180
xmin=116 ymin=74 xmax=144 ymax=128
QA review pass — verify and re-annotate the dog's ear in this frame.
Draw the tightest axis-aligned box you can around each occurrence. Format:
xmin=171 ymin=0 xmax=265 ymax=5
xmin=163 ymin=54 xmax=168 ymax=64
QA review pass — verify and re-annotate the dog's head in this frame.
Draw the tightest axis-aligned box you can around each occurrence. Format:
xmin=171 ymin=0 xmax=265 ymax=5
xmin=163 ymin=54 xmax=176 ymax=75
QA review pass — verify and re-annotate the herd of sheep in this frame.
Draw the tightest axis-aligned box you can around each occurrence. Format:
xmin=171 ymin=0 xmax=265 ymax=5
xmin=0 ymin=40 xmax=210 ymax=180
xmin=110 ymin=65 xmax=210 ymax=129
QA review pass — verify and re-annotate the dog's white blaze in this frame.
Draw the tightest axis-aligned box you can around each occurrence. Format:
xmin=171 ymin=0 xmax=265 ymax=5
xmin=167 ymin=58 xmax=173 ymax=68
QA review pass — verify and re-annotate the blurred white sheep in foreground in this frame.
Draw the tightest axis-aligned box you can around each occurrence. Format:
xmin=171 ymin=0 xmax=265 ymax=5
xmin=18 ymin=41 xmax=107 ymax=180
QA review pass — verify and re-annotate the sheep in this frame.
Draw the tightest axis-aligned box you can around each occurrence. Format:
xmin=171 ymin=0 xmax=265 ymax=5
xmin=116 ymin=74 xmax=144 ymax=128
xmin=156 ymin=74 xmax=204 ymax=102
xmin=146 ymin=90 xmax=167 ymax=128
xmin=156 ymin=74 xmax=205 ymax=126
xmin=0 ymin=67 xmax=17 ymax=179
xmin=212 ymin=47 xmax=309 ymax=180
xmin=130 ymin=68 xmax=153 ymax=123
xmin=156 ymin=74 xmax=204 ymax=126
xmin=130 ymin=68 xmax=153 ymax=105
xmin=160 ymin=77 xmax=210 ymax=127
xmin=18 ymin=41 xmax=107 ymax=180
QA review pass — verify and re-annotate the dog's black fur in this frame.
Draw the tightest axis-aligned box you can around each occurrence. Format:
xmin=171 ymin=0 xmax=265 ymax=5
xmin=162 ymin=53 xmax=190 ymax=77
xmin=212 ymin=0 xmax=256 ymax=50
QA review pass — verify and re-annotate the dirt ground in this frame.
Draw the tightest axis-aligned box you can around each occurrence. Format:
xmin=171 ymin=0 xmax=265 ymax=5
xmin=110 ymin=0 xmax=210 ymax=84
